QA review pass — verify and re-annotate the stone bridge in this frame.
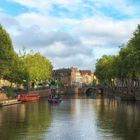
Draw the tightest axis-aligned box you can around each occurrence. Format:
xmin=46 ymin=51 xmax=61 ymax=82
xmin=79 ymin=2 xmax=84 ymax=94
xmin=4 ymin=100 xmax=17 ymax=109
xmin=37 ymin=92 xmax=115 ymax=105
xmin=31 ymin=86 xmax=139 ymax=100
xmin=27 ymin=86 xmax=105 ymax=97
xmin=81 ymin=86 xmax=104 ymax=96
xmin=57 ymin=86 xmax=104 ymax=96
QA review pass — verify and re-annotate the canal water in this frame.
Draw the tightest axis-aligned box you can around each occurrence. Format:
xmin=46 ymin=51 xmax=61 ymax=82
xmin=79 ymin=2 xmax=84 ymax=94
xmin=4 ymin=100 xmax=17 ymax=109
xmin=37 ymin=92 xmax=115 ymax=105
xmin=0 ymin=96 xmax=140 ymax=140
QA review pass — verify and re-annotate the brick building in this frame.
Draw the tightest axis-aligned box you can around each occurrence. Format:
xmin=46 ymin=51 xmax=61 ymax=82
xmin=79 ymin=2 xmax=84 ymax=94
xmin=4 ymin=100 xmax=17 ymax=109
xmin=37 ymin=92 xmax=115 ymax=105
xmin=53 ymin=68 xmax=72 ymax=87
xmin=53 ymin=67 xmax=93 ymax=87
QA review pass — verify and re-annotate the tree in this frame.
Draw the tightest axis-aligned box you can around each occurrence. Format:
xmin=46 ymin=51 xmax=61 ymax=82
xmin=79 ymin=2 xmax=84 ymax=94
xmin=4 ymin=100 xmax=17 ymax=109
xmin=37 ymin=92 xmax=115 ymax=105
xmin=95 ymin=55 xmax=118 ymax=85
xmin=0 ymin=24 xmax=17 ymax=78
xmin=23 ymin=52 xmax=53 ymax=87
xmin=95 ymin=25 xmax=140 ymax=88
xmin=6 ymin=56 xmax=29 ymax=86
xmin=126 ymin=24 xmax=140 ymax=76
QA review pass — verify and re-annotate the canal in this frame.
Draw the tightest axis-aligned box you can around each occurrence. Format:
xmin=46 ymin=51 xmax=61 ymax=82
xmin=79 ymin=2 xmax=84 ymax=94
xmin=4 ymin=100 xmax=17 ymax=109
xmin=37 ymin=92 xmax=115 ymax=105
xmin=0 ymin=96 xmax=140 ymax=140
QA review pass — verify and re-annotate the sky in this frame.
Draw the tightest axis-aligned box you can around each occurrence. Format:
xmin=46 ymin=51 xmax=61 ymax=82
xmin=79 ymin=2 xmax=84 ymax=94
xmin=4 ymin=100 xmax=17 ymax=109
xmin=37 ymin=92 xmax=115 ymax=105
xmin=0 ymin=0 xmax=140 ymax=70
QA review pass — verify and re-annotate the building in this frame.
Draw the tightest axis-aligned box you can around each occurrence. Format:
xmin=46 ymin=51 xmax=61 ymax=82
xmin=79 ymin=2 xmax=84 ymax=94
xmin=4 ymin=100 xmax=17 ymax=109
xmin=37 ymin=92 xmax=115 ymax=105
xmin=80 ymin=70 xmax=93 ymax=86
xmin=53 ymin=67 xmax=93 ymax=87
xmin=71 ymin=67 xmax=82 ymax=87
xmin=53 ymin=68 xmax=72 ymax=87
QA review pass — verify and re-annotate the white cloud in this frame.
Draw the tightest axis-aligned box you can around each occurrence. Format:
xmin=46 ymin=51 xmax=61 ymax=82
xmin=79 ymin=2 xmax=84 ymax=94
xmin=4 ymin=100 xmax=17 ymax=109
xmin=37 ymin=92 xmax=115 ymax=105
xmin=1 ymin=0 xmax=140 ymax=70
xmin=11 ymin=0 xmax=81 ymax=7
xmin=16 ymin=12 xmax=79 ymax=32
xmin=50 ymin=54 xmax=95 ymax=70
xmin=93 ymin=0 xmax=138 ymax=15
xmin=10 ymin=0 xmax=139 ymax=18
xmin=11 ymin=0 xmax=82 ymax=15
xmin=75 ymin=17 xmax=140 ymax=47
xmin=40 ymin=41 xmax=93 ymax=58
xmin=2 ymin=12 xmax=140 ymax=69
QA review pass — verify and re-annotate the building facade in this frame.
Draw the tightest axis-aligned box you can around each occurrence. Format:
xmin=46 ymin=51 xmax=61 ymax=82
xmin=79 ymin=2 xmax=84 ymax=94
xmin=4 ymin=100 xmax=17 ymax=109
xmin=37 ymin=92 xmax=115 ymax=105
xmin=53 ymin=68 xmax=72 ymax=87
xmin=53 ymin=67 xmax=93 ymax=87
xmin=80 ymin=70 xmax=93 ymax=86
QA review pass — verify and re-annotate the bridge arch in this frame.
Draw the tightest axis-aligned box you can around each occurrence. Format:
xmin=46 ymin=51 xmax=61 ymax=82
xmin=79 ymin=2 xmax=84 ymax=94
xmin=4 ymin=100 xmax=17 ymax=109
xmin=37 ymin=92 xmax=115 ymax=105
xmin=85 ymin=87 xmax=104 ymax=96
xmin=85 ymin=87 xmax=97 ymax=96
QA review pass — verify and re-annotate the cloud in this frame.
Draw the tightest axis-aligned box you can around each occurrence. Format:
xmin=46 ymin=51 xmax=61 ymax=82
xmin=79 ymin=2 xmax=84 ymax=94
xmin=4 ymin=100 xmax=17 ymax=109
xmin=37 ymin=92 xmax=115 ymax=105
xmin=14 ymin=26 xmax=81 ymax=47
xmin=50 ymin=54 xmax=95 ymax=70
xmin=0 ymin=13 xmax=19 ymax=28
xmin=10 ymin=0 xmax=82 ymax=15
xmin=2 ymin=12 xmax=140 ymax=69
xmin=93 ymin=0 xmax=138 ymax=16
xmin=40 ymin=41 xmax=93 ymax=58
xmin=11 ymin=0 xmax=81 ymax=8
xmin=16 ymin=12 xmax=79 ymax=31
xmin=12 ymin=24 xmax=94 ymax=69
xmin=1 ymin=0 xmax=140 ymax=70
xmin=10 ymin=0 xmax=140 ymax=19
xmin=75 ymin=17 xmax=140 ymax=47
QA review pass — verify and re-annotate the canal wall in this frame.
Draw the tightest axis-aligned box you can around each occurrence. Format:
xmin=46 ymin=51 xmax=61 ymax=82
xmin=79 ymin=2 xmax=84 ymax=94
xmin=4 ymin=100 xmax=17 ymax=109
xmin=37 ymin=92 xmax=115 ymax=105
xmin=28 ymin=87 xmax=80 ymax=97
xmin=57 ymin=87 xmax=85 ymax=94
xmin=29 ymin=89 xmax=51 ymax=98
xmin=29 ymin=87 xmax=140 ymax=101
xmin=0 ymin=87 xmax=81 ymax=101
xmin=2 ymin=86 xmax=140 ymax=101
xmin=103 ymin=87 xmax=140 ymax=101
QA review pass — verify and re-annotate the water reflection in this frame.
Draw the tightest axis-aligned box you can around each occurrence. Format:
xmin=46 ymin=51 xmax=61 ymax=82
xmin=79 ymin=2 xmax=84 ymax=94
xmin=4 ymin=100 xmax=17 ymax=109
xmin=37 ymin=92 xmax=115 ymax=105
xmin=95 ymin=99 xmax=140 ymax=140
xmin=0 ymin=97 xmax=140 ymax=140
xmin=0 ymin=99 xmax=52 ymax=140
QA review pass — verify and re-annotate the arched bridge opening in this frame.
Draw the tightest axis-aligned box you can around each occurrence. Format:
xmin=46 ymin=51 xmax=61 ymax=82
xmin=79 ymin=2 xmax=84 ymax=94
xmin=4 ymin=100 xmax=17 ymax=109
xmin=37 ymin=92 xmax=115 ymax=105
xmin=85 ymin=88 xmax=96 ymax=96
xmin=85 ymin=87 xmax=104 ymax=96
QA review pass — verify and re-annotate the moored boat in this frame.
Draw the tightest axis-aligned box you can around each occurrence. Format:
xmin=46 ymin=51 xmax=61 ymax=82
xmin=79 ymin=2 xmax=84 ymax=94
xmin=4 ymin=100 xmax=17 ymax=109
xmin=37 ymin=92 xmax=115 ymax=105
xmin=17 ymin=93 xmax=40 ymax=102
xmin=0 ymin=99 xmax=21 ymax=107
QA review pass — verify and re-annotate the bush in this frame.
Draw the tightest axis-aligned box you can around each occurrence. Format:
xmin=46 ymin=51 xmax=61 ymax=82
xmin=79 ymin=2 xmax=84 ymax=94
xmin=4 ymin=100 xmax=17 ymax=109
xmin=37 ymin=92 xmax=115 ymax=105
xmin=6 ymin=88 xmax=15 ymax=99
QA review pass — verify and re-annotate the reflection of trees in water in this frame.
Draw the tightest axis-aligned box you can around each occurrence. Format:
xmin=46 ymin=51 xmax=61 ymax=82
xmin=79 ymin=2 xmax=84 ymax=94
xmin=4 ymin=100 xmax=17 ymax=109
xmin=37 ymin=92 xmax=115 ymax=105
xmin=0 ymin=100 xmax=52 ymax=140
xmin=96 ymin=99 xmax=140 ymax=140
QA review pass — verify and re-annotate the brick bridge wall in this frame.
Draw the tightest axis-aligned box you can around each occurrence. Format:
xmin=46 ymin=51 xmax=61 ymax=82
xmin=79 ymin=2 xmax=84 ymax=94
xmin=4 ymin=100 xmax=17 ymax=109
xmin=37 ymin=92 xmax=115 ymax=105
xmin=32 ymin=87 xmax=90 ymax=96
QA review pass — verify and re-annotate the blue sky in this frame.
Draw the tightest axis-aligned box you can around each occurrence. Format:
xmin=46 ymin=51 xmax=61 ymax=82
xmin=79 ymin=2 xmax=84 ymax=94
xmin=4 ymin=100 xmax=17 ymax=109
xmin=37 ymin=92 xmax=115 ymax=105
xmin=0 ymin=0 xmax=28 ymax=15
xmin=0 ymin=0 xmax=140 ymax=70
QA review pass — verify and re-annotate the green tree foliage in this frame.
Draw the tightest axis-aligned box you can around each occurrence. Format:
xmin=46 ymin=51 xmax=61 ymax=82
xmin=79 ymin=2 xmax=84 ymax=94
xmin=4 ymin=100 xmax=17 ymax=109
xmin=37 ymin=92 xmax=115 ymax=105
xmin=7 ymin=56 xmax=29 ymax=85
xmin=126 ymin=25 xmax=140 ymax=75
xmin=23 ymin=52 xmax=53 ymax=82
xmin=0 ymin=25 xmax=28 ymax=86
xmin=0 ymin=25 xmax=53 ymax=88
xmin=0 ymin=24 xmax=17 ymax=78
xmin=95 ymin=24 xmax=140 ymax=86
xmin=95 ymin=55 xmax=118 ymax=85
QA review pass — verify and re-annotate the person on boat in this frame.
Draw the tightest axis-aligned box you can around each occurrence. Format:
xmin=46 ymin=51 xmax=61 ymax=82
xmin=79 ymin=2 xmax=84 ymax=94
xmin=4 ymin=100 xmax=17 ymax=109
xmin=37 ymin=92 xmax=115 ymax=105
xmin=49 ymin=88 xmax=59 ymax=99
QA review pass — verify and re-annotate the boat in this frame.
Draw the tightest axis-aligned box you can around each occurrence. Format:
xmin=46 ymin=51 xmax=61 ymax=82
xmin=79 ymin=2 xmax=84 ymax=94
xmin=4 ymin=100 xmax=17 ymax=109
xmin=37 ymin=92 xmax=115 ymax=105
xmin=17 ymin=93 xmax=40 ymax=102
xmin=0 ymin=99 xmax=21 ymax=107
xmin=48 ymin=88 xmax=62 ymax=104
xmin=48 ymin=97 xmax=62 ymax=104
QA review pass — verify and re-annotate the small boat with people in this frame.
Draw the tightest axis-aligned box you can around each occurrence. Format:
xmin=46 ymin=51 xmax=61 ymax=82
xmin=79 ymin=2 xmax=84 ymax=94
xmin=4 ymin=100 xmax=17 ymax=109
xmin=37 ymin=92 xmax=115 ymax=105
xmin=17 ymin=93 xmax=40 ymax=102
xmin=48 ymin=88 xmax=62 ymax=104
xmin=48 ymin=97 xmax=62 ymax=104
